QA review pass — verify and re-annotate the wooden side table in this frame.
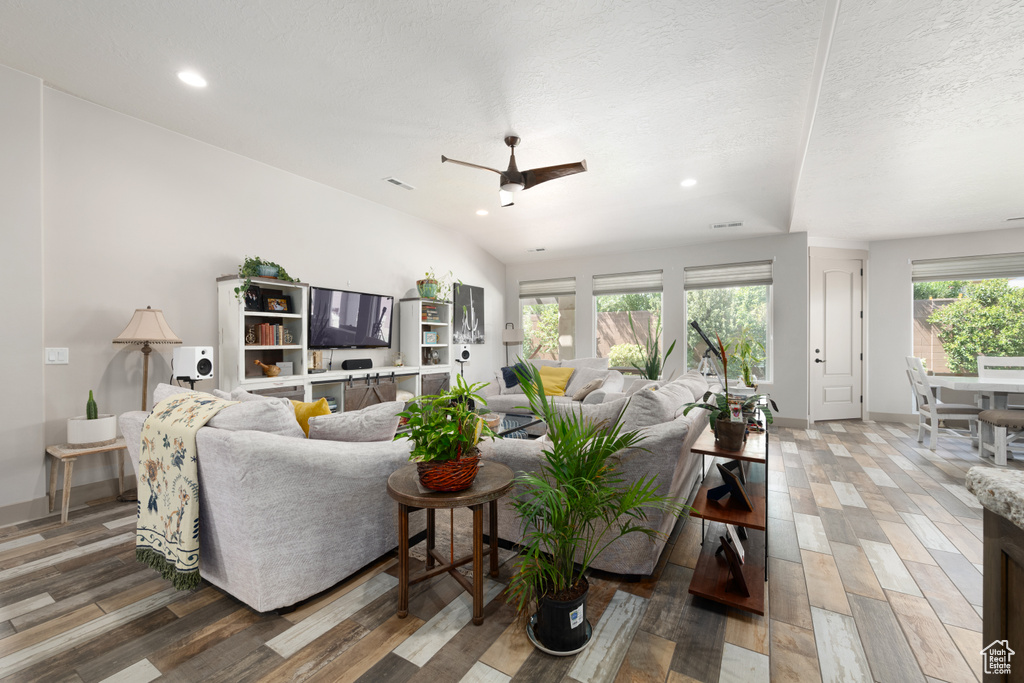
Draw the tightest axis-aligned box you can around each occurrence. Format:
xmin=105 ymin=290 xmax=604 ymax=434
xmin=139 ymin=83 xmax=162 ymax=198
xmin=387 ymin=462 xmax=514 ymax=625
xmin=47 ymin=437 xmax=129 ymax=524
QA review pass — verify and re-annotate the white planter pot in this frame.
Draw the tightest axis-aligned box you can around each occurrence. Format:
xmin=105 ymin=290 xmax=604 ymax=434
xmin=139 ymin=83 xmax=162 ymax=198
xmin=67 ymin=414 xmax=117 ymax=445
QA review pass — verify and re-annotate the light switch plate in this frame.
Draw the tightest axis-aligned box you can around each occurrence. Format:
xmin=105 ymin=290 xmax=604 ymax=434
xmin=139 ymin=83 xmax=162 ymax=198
xmin=46 ymin=348 xmax=69 ymax=365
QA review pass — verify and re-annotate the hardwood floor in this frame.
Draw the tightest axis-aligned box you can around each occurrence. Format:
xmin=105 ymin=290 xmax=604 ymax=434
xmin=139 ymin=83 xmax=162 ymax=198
xmin=0 ymin=421 xmax=1009 ymax=682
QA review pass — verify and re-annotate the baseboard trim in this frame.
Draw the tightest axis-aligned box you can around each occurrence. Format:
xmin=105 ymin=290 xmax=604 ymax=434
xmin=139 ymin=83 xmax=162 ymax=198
xmin=0 ymin=477 xmax=123 ymax=528
xmin=773 ymin=417 xmax=809 ymax=429
xmin=867 ymin=412 xmax=915 ymax=424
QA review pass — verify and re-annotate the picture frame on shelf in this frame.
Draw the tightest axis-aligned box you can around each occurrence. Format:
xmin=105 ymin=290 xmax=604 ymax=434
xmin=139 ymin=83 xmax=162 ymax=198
xmin=423 ymin=330 xmax=438 ymax=344
xmin=707 ymin=462 xmax=754 ymax=511
xmin=264 ymin=295 xmax=292 ymax=313
xmin=726 ymin=524 xmax=746 ymax=563
xmin=244 ymin=285 xmax=263 ymax=311
xmin=719 ymin=535 xmax=750 ymax=597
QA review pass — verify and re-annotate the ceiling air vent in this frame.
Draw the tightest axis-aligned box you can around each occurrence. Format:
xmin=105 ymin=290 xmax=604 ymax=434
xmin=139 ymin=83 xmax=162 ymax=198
xmin=382 ymin=177 xmax=415 ymax=190
xmin=526 ymin=247 xmax=546 ymax=253
xmin=710 ymin=221 xmax=744 ymax=230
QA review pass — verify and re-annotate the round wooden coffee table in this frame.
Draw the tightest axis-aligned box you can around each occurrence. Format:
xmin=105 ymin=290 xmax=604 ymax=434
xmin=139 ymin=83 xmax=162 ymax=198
xmin=387 ymin=461 xmax=514 ymax=625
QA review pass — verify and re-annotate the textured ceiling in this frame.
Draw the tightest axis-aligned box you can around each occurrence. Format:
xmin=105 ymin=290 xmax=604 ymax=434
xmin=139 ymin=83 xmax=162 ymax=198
xmin=0 ymin=0 xmax=1019 ymax=262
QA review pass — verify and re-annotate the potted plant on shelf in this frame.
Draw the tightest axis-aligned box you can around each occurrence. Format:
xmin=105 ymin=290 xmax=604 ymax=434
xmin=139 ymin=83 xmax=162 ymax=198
xmin=234 ymin=256 xmax=299 ymax=301
xmin=681 ymin=335 xmax=778 ymax=451
xmin=627 ymin=312 xmax=677 ymax=380
xmin=417 ymin=268 xmax=458 ymax=301
xmin=507 ymin=363 xmax=683 ymax=654
xmin=396 ymin=374 xmax=495 ymax=491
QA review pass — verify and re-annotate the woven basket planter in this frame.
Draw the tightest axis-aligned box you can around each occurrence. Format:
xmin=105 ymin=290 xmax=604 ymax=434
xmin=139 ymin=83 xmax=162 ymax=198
xmin=417 ymin=454 xmax=480 ymax=492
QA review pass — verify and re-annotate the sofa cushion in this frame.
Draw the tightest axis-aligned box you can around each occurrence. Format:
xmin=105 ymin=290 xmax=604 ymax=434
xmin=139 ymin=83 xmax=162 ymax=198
xmin=539 ymin=366 xmax=575 ymax=396
xmin=153 ymin=383 xmax=194 ymax=404
xmin=572 ymin=377 xmax=605 ymax=402
xmin=620 ymin=379 xmax=696 ymax=430
xmin=500 ymin=363 xmax=529 ymax=390
xmin=495 ymin=370 xmax=525 ymax=396
xmin=308 ymin=401 xmax=405 ymax=442
xmin=291 ymin=398 xmax=332 ymax=436
xmin=230 ymin=387 xmax=276 ymax=402
xmin=211 ymin=389 xmax=233 ymax=400
xmin=553 ymin=396 xmax=627 ymax=433
xmin=207 ymin=398 xmax=306 ymax=438
xmin=564 ymin=367 xmax=607 ymax=396
xmin=625 ymin=379 xmax=661 ymax=397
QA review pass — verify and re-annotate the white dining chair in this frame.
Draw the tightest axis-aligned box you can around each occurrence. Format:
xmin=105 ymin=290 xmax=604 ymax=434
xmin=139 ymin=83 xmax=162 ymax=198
xmin=906 ymin=356 xmax=981 ymax=450
xmin=979 ymin=410 xmax=1024 ymax=466
xmin=978 ymin=356 xmax=1024 ymax=409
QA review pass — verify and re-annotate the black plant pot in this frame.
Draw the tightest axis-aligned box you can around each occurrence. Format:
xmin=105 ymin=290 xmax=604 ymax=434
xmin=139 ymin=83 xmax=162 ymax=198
xmin=534 ymin=580 xmax=590 ymax=653
xmin=715 ymin=419 xmax=747 ymax=451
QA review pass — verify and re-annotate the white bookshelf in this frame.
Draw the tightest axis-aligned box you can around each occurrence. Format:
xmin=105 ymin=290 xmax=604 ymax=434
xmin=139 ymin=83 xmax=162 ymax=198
xmin=400 ymin=298 xmax=453 ymax=393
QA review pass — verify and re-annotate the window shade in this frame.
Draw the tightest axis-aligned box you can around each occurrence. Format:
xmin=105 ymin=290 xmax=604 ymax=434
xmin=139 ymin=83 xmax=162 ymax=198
xmin=683 ymin=260 xmax=773 ymax=290
xmin=911 ymin=253 xmax=1024 ymax=282
xmin=519 ymin=277 xmax=576 ymax=299
xmin=592 ymin=270 xmax=663 ymax=295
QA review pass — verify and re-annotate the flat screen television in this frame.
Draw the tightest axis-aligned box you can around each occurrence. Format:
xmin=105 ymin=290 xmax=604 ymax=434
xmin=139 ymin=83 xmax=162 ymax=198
xmin=308 ymin=286 xmax=394 ymax=349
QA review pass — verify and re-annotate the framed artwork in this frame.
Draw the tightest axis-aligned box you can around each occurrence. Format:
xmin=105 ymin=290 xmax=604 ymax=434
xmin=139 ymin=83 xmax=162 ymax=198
xmin=244 ymin=285 xmax=263 ymax=311
xmin=707 ymin=462 xmax=754 ymax=511
xmin=453 ymin=283 xmax=485 ymax=344
xmin=264 ymin=295 xmax=292 ymax=313
xmin=719 ymin=535 xmax=750 ymax=597
xmin=726 ymin=524 xmax=746 ymax=563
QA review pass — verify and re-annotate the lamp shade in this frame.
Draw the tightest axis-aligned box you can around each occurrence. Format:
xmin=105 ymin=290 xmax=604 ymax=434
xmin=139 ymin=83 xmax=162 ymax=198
xmin=502 ymin=325 xmax=524 ymax=344
xmin=112 ymin=307 xmax=182 ymax=345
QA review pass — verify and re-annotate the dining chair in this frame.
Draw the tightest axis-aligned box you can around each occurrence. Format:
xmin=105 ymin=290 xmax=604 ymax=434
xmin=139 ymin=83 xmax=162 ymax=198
xmin=978 ymin=356 xmax=1024 ymax=409
xmin=979 ymin=410 xmax=1024 ymax=466
xmin=905 ymin=356 xmax=981 ymax=450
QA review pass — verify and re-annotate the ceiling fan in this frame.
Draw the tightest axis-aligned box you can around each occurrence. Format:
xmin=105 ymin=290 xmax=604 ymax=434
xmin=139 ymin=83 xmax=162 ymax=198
xmin=441 ymin=136 xmax=587 ymax=207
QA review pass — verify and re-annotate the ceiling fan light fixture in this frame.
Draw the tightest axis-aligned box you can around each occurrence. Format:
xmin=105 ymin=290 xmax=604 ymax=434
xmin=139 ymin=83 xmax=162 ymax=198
xmin=500 ymin=181 xmax=525 ymax=193
xmin=476 ymin=209 xmax=489 ymax=216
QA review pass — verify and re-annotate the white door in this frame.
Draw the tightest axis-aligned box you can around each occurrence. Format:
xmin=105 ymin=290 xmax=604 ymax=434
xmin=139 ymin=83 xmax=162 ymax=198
xmin=809 ymin=256 xmax=863 ymax=422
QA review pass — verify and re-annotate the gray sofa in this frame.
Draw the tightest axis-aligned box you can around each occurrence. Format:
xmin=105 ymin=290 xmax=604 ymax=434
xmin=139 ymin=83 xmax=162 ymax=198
xmin=120 ymin=401 xmax=423 ymax=613
xmin=479 ymin=369 xmax=720 ymax=576
xmin=481 ymin=357 xmax=626 ymax=415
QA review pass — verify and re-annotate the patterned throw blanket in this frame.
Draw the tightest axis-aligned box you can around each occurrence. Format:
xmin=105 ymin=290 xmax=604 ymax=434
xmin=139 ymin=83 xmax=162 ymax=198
xmin=136 ymin=393 xmax=237 ymax=590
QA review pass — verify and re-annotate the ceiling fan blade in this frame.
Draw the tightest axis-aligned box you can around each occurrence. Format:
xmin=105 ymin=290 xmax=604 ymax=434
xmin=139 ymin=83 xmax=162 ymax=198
xmin=441 ymin=155 xmax=504 ymax=175
xmin=499 ymin=190 xmax=515 ymax=207
xmin=522 ymin=160 xmax=587 ymax=190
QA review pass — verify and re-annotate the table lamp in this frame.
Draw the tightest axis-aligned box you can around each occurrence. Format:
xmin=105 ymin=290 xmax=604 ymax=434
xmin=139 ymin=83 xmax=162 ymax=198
xmin=502 ymin=322 xmax=524 ymax=366
xmin=113 ymin=306 xmax=182 ymax=411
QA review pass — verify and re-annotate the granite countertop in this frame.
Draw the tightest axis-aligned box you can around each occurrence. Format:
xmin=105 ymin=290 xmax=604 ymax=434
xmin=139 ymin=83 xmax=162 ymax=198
xmin=966 ymin=466 xmax=1024 ymax=530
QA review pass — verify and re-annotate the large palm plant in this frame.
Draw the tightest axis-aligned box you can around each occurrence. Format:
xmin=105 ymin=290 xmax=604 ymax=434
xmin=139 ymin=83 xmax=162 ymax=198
xmin=506 ymin=363 xmax=684 ymax=615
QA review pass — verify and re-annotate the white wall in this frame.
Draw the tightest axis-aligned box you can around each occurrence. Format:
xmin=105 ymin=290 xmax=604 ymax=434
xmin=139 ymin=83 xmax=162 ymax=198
xmin=0 ymin=86 xmax=506 ymax=522
xmin=504 ymin=232 xmax=810 ymax=426
xmin=0 ymin=66 xmax=44 ymax=520
xmin=867 ymin=226 xmax=1024 ymax=418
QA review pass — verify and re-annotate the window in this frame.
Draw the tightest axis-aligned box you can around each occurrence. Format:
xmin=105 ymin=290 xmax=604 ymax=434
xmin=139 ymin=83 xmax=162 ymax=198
xmin=519 ymin=277 xmax=576 ymax=361
xmin=684 ymin=261 xmax=772 ymax=382
xmin=593 ymin=270 xmax=663 ymax=368
xmin=911 ymin=253 xmax=1024 ymax=375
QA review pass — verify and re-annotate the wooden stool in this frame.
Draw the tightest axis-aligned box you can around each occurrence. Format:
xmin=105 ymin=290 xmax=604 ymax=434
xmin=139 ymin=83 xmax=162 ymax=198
xmin=386 ymin=462 xmax=513 ymax=625
xmin=47 ymin=437 xmax=128 ymax=524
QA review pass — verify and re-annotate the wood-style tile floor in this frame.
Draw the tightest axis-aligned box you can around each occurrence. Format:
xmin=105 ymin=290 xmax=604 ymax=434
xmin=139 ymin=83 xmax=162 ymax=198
xmin=0 ymin=421 xmax=1010 ymax=682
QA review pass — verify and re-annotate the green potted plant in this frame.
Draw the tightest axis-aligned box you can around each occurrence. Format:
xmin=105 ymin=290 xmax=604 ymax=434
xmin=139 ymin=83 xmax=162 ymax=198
xmin=233 ymin=256 xmax=299 ymax=301
xmin=627 ymin=312 xmax=677 ymax=380
xmin=507 ymin=364 xmax=684 ymax=654
xmin=729 ymin=326 xmax=765 ymax=389
xmin=417 ymin=268 xmax=458 ymax=301
xmin=682 ymin=335 xmax=778 ymax=450
xmin=395 ymin=374 xmax=495 ymax=491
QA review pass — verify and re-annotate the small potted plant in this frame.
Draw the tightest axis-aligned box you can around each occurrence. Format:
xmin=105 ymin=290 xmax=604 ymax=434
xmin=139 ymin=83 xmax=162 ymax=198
xmin=627 ymin=312 xmax=677 ymax=380
xmin=396 ymin=375 xmax=495 ymax=491
xmin=234 ymin=256 xmax=299 ymax=301
xmin=417 ymin=268 xmax=458 ymax=301
xmin=682 ymin=335 xmax=778 ymax=450
xmin=507 ymin=364 xmax=683 ymax=654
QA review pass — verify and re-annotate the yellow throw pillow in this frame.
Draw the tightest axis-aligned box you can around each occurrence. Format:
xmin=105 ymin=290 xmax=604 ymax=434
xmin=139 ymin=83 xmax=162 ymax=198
xmin=290 ymin=398 xmax=331 ymax=437
xmin=538 ymin=366 xmax=575 ymax=397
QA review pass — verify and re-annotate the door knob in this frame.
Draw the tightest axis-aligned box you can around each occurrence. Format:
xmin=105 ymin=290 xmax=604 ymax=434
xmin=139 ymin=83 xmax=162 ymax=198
xmin=814 ymin=358 xmax=826 ymax=363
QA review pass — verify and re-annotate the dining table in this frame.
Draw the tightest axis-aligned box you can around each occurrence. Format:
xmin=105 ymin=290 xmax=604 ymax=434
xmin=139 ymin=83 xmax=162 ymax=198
xmin=926 ymin=375 xmax=1024 ymax=447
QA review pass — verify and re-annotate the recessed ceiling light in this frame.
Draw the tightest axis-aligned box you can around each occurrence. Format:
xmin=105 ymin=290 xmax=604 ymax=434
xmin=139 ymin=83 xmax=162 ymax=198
xmin=476 ymin=209 xmax=489 ymax=216
xmin=177 ymin=71 xmax=207 ymax=88
xmin=681 ymin=178 xmax=697 ymax=188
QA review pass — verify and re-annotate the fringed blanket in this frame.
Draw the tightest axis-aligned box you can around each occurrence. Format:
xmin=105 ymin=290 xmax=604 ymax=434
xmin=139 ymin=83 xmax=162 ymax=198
xmin=136 ymin=393 xmax=237 ymax=590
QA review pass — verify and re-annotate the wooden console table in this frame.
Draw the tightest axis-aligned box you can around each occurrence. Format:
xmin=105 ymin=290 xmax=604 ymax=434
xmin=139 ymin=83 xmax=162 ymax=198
xmin=387 ymin=462 xmax=513 ymax=625
xmin=47 ymin=437 xmax=128 ymax=524
xmin=688 ymin=424 xmax=771 ymax=615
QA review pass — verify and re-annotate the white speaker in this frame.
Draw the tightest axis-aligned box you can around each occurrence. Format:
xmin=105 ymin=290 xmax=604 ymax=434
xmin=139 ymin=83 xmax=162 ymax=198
xmin=457 ymin=344 xmax=472 ymax=362
xmin=174 ymin=346 xmax=214 ymax=380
